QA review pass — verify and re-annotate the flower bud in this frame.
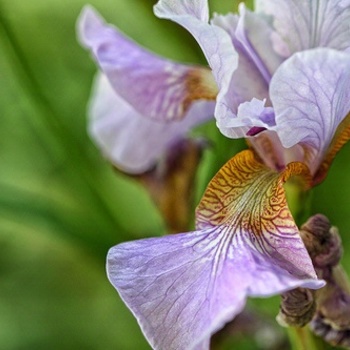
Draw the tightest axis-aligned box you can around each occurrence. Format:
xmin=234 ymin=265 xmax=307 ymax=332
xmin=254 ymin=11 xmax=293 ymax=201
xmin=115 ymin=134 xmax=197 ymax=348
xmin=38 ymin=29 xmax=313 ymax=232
xmin=277 ymin=288 xmax=315 ymax=327
xmin=300 ymin=214 xmax=342 ymax=269
xmin=299 ymin=214 xmax=350 ymax=347
xmin=310 ymin=313 xmax=350 ymax=348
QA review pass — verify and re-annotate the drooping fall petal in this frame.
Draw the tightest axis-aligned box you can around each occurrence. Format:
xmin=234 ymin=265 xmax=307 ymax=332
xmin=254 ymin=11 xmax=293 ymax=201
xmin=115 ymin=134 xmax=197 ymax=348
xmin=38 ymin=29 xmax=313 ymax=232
xmin=77 ymin=5 xmax=217 ymax=122
xmin=195 ymin=150 xmax=321 ymax=290
xmin=107 ymin=150 xmax=324 ymax=350
xmin=256 ymin=0 xmax=350 ymax=56
xmin=270 ymin=48 xmax=350 ymax=175
xmin=88 ymin=74 xmax=215 ymax=173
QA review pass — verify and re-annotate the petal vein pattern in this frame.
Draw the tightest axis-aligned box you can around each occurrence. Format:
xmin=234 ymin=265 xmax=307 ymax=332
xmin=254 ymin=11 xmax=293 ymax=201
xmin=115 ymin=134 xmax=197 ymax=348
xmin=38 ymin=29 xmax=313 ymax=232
xmin=270 ymin=48 xmax=350 ymax=174
xmin=107 ymin=150 xmax=323 ymax=350
xmin=256 ymin=0 xmax=350 ymax=54
xmin=196 ymin=151 xmax=316 ymax=284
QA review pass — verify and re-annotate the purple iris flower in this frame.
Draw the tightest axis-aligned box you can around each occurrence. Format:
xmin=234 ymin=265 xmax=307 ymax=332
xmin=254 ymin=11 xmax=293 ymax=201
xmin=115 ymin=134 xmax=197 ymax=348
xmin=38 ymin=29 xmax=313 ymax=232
xmin=77 ymin=7 xmax=218 ymax=174
xmin=153 ymin=0 xmax=350 ymax=180
xmin=77 ymin=0 xmax=350 ymax=349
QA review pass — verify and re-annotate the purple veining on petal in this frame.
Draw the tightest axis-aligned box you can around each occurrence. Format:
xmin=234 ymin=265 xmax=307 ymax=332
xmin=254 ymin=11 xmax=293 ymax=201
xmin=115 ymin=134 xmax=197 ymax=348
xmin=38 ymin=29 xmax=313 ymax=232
xmin=106 ymin=149 xmax=325 ymax=350
xmin=107 ymin=228 xmax=250 ymax=350
xmin=107 ymin=226 xmax=323 ymax=350
xmin=256 ymin=0 xmax=350 ymax=54
xmin=270 ymin=48 xmax=350 ymax=173
xmin=235 ymin=4 xmax=271 ymax=84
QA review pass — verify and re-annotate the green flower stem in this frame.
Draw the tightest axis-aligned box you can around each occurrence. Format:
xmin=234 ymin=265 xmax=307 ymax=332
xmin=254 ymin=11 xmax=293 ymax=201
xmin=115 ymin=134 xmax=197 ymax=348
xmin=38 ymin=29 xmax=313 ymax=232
xmin=284 ymin=178 xmax=313 ymax=227
xmin=284 ymin=178 xmax=321 ymax=350
xmin=288 ymin=327 xmax=322 ymax=350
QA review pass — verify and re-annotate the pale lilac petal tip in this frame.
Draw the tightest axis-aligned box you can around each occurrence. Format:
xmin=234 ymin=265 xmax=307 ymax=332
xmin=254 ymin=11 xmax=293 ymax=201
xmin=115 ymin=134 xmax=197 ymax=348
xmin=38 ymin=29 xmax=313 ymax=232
xmin=246 ymin=233 xmax=325 ymax=297
xmin=270 ymin=48 xmax=350 ymax=171
xmin=77 ymin=5 xmax=105 ymax=47
xmin=89 ymin=74 xmax=214 ymax=173
xmin=154 ymin=0 xmax=209 ymax=22
xmin=107 ymin=228 xmax=249 ymax=350
xmin=78 ymin=6 xmax=213 ymax=122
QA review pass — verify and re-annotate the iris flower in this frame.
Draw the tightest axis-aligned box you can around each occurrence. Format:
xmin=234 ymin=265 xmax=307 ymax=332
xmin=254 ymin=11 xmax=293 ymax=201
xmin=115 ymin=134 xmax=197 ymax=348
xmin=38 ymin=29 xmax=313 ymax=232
xmin=77 ymin=0 xmax=350 ymax=349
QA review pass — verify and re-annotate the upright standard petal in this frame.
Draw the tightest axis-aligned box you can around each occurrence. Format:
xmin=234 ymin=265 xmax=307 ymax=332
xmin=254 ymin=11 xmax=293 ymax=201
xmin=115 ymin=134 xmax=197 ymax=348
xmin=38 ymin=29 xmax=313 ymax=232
xmin=233 ymin=3 xmax=283 ymax=83
xmin=176 ymin=4 xmax=283 ymax=140
xmin=77 ymin=6 xmax=217 ymax=122
xmin=270 ymin=48 xmax=350 ymax=176
xmin=211 ymin=10 xmax=275 ymax=139
xmin=107 ymin=150 xmax=324 ymax=350
xmin=154 ymin=0 xmax=237 ymax=89
xmin=154 ymin=0 xmax=242 ymax=138
xmin=89 ymin=74 xmax=215 ymax=174
xmin=256 ymin=0 xmax=350 ymax=56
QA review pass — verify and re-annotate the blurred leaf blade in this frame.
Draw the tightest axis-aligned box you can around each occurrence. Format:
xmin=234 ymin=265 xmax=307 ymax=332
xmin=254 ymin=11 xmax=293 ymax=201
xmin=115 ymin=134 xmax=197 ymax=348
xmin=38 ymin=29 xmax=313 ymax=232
xmin=0 ymin=0 xmax=347 ymax=349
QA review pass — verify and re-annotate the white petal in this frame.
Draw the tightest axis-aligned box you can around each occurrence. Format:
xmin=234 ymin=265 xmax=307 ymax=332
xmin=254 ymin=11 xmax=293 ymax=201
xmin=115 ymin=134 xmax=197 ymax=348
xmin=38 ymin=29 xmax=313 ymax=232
xmin=256 ymin=0 xmax=350 ymax=54
xmin=270 ymin=48 xmax=350 ymax=172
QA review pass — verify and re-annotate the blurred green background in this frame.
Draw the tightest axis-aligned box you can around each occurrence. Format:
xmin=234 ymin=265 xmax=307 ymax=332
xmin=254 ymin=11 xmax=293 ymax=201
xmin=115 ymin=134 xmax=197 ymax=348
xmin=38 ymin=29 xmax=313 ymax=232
xmin=0 ymin=0 xmax=349 ymax=349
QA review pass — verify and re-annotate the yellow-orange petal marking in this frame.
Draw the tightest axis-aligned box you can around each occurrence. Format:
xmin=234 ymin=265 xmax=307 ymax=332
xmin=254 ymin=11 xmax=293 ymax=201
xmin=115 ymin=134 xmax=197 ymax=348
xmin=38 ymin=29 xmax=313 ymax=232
xmin=107 ymin=150 xmax=323 ymax=350
xmin=313 ymin=112 xmax=350 ymax=185
xmin=182 ymin=67 xmax=218 ymax=117
xmin=196 ymin=150 xmax=311 ymax=242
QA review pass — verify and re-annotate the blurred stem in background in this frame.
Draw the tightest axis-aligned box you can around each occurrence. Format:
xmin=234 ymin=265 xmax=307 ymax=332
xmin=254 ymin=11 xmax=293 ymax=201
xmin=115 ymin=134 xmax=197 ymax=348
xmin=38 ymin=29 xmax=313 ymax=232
xmin=288 ymin=327 xmax=320 ymax=350
xmin=0 ymin=6 xmax=133 ymax=255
